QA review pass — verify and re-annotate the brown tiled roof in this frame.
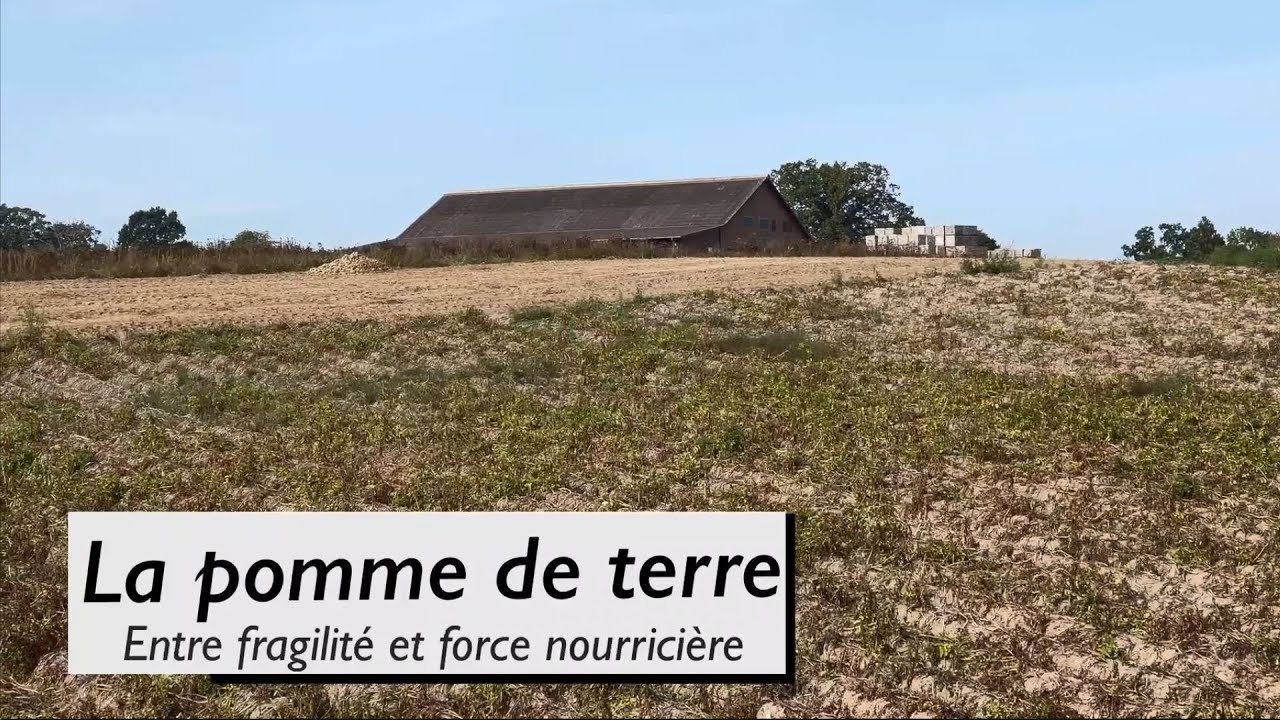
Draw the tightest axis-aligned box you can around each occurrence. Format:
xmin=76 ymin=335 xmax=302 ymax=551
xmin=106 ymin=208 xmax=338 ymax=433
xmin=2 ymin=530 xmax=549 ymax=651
xmin=391 ymin=176 xmax=770 ymax=244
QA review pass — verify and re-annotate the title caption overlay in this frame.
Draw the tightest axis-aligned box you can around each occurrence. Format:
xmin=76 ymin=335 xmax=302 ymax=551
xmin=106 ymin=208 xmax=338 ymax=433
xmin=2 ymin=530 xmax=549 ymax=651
xmin=68 ymin=512 xmax=794 ymax=683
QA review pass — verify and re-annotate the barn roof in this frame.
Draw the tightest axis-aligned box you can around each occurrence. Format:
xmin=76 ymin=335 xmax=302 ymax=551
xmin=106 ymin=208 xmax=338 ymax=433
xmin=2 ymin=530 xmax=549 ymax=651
xmin=391 ymin=175 xmax=777 ymax=244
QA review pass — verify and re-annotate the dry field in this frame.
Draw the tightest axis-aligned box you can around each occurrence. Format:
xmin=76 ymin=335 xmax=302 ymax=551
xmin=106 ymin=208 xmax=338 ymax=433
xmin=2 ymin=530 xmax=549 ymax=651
xmin=0 ymin=256 xmax=980 ymax=332
xmin=2 ymin=259 xmax=1278 ymax=717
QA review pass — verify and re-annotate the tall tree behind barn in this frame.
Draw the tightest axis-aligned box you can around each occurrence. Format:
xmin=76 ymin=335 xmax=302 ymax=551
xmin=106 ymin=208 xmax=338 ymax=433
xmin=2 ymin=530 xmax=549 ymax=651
xmin=770 ymin=159 xmax=923 ymax=243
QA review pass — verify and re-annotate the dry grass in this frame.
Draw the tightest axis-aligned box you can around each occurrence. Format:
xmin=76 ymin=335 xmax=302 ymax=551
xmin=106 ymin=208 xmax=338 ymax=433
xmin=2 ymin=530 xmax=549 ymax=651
xmin=0 ymin=256 xmax=982 ymax=333
xmin=0 ymin=239 xmax=921 ymax=282
xmin=1 ymin=261 xmax=1278 ymax=717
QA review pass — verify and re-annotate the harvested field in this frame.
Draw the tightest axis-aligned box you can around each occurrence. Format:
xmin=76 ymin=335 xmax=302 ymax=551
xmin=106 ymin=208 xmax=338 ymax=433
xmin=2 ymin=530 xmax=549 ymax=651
xmin=2 ymin=260 xmax=1278 ymax=717
xmin=0 ymin=256 xmax=988 ymax=333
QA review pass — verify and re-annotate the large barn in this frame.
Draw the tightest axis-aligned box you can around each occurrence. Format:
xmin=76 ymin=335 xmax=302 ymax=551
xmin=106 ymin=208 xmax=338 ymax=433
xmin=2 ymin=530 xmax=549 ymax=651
xmin=385 ymin=175 xmax=812 ymax=250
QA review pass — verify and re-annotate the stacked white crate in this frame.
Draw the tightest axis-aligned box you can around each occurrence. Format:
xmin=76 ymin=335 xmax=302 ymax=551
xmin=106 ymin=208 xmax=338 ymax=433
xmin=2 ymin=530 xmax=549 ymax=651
xmin=864 ymin=225 xmax=1040 ymax=258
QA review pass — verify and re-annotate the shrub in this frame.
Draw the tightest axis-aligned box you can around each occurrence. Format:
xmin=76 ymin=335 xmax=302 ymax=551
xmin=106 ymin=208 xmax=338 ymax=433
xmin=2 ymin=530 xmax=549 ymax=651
xmin=960 ymin=255 xmax=1021 ymax=275
xmin=510 ymin=305 xmax=558 ymax=323
xmin=1125 ymin=373 xmax=1194 ymax=397
xmin=1206 ymin=244 xmax=1280 ymax=271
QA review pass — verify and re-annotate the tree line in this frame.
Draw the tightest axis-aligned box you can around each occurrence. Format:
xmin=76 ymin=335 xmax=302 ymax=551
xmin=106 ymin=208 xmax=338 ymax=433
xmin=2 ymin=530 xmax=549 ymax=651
xmin=1121 ymin=217 xmax=1279 ymax=268
xmin=0 ymin=204 xmax=286 ymax=251
xmin=9 ymin=164 xmax=1277 ymax=267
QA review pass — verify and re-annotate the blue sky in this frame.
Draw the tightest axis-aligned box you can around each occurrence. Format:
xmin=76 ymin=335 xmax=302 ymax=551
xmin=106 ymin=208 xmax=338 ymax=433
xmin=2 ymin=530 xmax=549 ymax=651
xmin=2 ymin=0 xmax=1277 ymax=258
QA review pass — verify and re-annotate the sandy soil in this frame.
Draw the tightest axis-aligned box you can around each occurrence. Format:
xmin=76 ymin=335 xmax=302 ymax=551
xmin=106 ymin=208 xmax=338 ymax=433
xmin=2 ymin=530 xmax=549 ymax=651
xmin=0 ymin=256 xmax=1002 ymax=332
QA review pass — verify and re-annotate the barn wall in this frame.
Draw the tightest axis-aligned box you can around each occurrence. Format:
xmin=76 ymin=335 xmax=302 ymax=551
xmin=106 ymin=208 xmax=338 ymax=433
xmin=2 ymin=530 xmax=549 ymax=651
xmin=678 ymin=228 xmax=722 ymax=250
xmin=719 ymin=185 xmax=809 ymax=249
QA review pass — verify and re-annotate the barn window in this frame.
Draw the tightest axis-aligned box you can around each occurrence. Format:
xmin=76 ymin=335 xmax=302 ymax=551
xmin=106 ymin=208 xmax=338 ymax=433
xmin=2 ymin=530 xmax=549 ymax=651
xmin=743 ymin=216 xmax=754 ymax=227
xmin=771 ymin=219 xmax=777 ymax=231
xmin=757 ymin=216 xmax=768 ymax=229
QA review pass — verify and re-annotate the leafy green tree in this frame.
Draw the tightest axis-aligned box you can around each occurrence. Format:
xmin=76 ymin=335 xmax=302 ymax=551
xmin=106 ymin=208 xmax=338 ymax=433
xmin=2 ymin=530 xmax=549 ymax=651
xmin=228 ymin=229 xmax=273 ymax=249
xmin=0 ymin=204 xmax=51 ymax=249
xmin=1157 ymin=223 xmax=1189 ymax=259
xmin=1122 ymin=217 xmax=1223 ymax=261
xmin=974 ymin=228 xmax=999 ymax=250
xmin=117 ymin=207 xmax=186 ymax=248
xmin=42 ymin=221 xmax=102 ymax=250
xmin=1226 ymin=226 xmax=1280 ymax=250
xmin=771 ymin=159 xmax=923 ymax=243
xmin=1122 ymin=226 xmax=1166 ymax=260
xmin=1182 ymin=216 xmax=1224 ymax=260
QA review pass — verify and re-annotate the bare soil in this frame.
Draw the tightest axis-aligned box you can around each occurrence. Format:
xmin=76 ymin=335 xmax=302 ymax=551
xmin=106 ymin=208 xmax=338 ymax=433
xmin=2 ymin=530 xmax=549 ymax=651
xmin=0 ymin=256 xmax=1020 ymax=332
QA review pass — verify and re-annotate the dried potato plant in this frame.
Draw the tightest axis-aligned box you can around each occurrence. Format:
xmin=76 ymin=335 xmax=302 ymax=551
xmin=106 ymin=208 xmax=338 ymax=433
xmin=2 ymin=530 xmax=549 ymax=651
xmin=1 ymin=260 xmax=1277 ymax=717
